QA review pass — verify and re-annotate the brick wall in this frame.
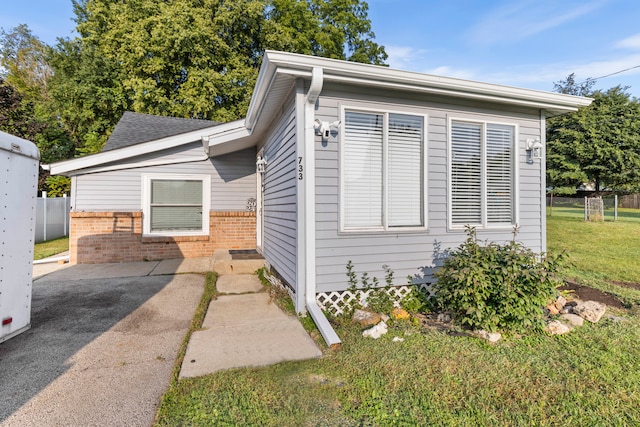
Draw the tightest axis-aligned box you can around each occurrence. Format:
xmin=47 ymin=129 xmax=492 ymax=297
xmin=69 ymin=211 xmax=256 ymax=264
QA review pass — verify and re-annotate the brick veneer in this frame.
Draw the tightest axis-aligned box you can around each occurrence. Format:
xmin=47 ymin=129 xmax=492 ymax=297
xmin=69 ymin=211 xmax=256 ymax=264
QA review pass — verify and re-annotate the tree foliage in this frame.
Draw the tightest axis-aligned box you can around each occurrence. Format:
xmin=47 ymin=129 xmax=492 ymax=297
xmin=547 ymin=75 xmax=640 ymax=194
xmin=43 ymin=0 xmax=386 ymax=154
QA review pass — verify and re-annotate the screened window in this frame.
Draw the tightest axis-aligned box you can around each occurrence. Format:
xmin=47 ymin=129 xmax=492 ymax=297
xmin=143 ymin=175 xmax=210 ymax=235
xmin=450 ymin=121 xmax=515 ymax=228
xmin=342 ymin=109 xmax=425 ymax=231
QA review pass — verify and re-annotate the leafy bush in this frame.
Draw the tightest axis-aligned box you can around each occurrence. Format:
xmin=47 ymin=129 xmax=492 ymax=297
xmin=400 ymin=286 xmax=431 ymax=314
xmin=432 ymin=227 xmax=566 ymax=332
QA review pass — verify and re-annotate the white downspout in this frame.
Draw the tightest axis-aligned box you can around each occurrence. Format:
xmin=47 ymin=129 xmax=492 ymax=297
xmin=304 ymin=67 xmax=341 ymax=348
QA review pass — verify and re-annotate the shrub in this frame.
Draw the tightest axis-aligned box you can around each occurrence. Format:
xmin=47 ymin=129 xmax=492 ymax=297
xmin=432 ymin=227 xmax=566 ymax=332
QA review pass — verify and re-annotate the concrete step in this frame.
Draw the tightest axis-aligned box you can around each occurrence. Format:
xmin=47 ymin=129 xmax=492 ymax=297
xmin=212 ymin=249 xmax=264 ymax=275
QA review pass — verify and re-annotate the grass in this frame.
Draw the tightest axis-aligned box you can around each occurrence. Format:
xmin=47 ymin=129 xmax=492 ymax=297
xmin=155 ymin=318 xmax=640 ymax=426
xmin=33 ymin=236 xmax=69 ymax=260
xmin=153 ymin=210 xmax=640 ymax=426
xmin=547 ymin=206 xmax=640 ymax=307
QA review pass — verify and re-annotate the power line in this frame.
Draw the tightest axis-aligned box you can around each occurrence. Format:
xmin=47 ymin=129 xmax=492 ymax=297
xmin=577 ymin=64 xmax=640 ymax=85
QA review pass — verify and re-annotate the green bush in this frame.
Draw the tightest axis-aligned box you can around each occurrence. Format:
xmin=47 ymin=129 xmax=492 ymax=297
xmin=433 ymin=227 xmax=566 ymax=332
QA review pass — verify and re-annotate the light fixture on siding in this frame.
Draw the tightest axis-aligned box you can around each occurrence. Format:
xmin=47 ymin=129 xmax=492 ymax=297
xmin=256 ymin=156 xmax=267 ymax=174
xmin=313 ymin=119 xmax=341 ymax=142
xmin=526 ymin=138 xmax=543 ymax=164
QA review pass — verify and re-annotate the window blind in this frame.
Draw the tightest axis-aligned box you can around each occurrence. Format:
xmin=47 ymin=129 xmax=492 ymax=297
xmin=486 ymin=124 xmax=514 ymax=224
xmin=150 ymin=179 xmax=203 ymax=231
xmin=343 ymin=111 xmax=383 ymax=228
xmin=388 ymin=114 xmax=423 ymax=227
xmin=451 ymin=122 xmax=482 ymax=225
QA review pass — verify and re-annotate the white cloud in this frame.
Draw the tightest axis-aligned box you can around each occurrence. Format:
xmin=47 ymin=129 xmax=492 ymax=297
xmin=468 ymin=0 xmax=607 ymax=46
xmin=478 ymin=53 xmax=640 ymax=92
xmin=424 ymin=66 xmax=476 ymax=80
xmin=615 ymin=33 xmax=640 ymax=50
xmin=385 ymin=45 xmax=430 ymax=70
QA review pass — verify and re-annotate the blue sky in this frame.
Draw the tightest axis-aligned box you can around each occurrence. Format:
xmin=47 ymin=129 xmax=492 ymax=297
xmin=3 ymin=0 xmax=640 ymax=97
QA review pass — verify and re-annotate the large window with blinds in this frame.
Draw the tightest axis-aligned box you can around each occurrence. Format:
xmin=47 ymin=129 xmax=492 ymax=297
xmin=142 ymin=174 xmax=211 ymax=235
xmin=342 ymin=109 xmax=425 ymax=231
xmin=449 ymin=120 xmax=516 ymax=228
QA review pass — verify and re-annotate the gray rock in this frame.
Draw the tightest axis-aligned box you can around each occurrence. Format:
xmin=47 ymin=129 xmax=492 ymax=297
xmin=436 ymin=312 xmax=451 ymax=323
xmin=560 ymin=313 xmax=584 ymax=327
xmin=362 ymin=321 xmax=388 ymax=339
xmin=573 ymin=301 xmax=606 ymax=323
xmin=352 ymin=309 xmax=381 ymax=327
xmin=554 ymin=295 xmax=567 ymax=311
xmin=606 ymin=315 xmax=626 ymax=323
xmin=559 ymin=307 xmax=573 ymax=314
xmin=475 ymin=330 xmax=502 ymax=343
xmin=545 ymin=320 xmax=572 ymax=335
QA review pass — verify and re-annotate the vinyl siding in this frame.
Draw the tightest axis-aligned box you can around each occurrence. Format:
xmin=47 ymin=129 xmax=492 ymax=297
xmin=259 ymin=96 xmax=298 ymax=289
xmin=73 ymin=143 xmax=256 ymax=212
xmin=313 ymin=84 xmax=544 ymax=293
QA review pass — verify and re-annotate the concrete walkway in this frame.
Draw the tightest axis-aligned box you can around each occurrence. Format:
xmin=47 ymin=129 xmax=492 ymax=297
xmin=180 ymin=274 xmax=322 ymax=378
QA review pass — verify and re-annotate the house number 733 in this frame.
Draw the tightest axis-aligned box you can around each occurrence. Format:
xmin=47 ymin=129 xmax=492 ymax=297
xmin=298 ymin=157 xmax=303 ymax=180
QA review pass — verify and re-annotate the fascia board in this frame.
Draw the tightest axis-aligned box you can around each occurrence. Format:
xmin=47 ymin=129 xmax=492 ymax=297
xmin=49 ymin=125 xmax=221 ymax=175
xmin=260 ymin=50 xmax=592 ymax=112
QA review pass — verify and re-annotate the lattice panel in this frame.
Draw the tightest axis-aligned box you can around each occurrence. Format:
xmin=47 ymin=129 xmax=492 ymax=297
xmin=317 ymin=284 xmax=431 ymax=316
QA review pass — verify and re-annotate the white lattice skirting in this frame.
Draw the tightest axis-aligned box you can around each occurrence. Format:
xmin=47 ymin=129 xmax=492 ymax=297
xmin=316 ymin=284 xmax=431 ymax=316
xmin=263 ymin=269 xmax=430 ymax=316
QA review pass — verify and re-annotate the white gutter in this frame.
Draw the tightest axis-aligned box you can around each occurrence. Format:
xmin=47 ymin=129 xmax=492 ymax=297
xmin=303 ymin=67 xmax=342 ymax=348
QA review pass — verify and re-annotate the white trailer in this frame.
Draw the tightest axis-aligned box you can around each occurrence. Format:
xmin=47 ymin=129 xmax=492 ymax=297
xmin=0 ymin=131 xmax=40 ymax=343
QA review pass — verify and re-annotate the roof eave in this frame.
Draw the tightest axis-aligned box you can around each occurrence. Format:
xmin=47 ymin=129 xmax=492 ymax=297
xmin=48 ymin=125 xmax=221 ymax=175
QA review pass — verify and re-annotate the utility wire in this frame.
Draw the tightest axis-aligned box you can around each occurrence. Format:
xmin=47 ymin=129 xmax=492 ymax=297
xmin=577 ymin=64 xmax=640 ymax=85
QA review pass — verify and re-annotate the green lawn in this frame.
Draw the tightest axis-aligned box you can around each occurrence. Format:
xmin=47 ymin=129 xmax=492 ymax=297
xmin=154 ymin=211 xmax=640 ymax=426
xmin=33 ymin=236 xmax=69 ymax=260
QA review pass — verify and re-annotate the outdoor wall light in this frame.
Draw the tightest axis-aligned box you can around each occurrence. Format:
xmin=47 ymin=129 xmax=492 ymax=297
xmin=256 ymin=156 xmax=267 ymax=174
xmin=526 ymin=138 xmax=543 ymax=164
xmin=314 ymin=119 xmax=341 ymax=142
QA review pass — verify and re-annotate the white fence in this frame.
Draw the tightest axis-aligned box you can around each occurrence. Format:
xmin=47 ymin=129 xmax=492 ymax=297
xmin=35 ymin=193 xmax=72 ymax=243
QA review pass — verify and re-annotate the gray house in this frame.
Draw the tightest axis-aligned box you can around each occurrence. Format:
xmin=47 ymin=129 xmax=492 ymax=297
xmin=49 ymin=51 xmax=591 ymax=345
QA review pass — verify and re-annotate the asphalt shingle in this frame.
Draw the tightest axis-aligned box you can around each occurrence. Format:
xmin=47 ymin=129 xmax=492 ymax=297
xmin=102 ymin=112 xmax=220 ymax=152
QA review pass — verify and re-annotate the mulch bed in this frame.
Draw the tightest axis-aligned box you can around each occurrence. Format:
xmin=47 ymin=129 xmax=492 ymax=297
xmin=559 ymin=281 xmax=626 ymax=309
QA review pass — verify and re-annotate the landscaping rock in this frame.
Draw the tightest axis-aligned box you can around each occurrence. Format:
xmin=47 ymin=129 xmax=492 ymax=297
xmin=554 ymin=295 xmax=567 ymax=311
xmin=436 ymin=312 xmax=451 ymax=323
xmin=560 ymin=313 xmax=584 ymax=327
xmin=559 ymin=306 xmax=572 ymax=315
xmin=573 ymin=301 xmax=606 ymax=323
xmin=391 ymin=307 xmax=410 ymax=321
xmin=352 ymin=309 xmax=381 ymax=327
xmin=362 ymin=321 xmax=388 ymax=339
xmin=545 ymin=302 xmax=560 ymax=315
xmin=545 ymin=320 xmax=572 ymax=335
xmin=392 ymin=336 xmax=404 ymax=342
xmin=475 ymin=330 xmax=502 ymax=343
xmin=606 ymin=315 xmax=626 ymax=323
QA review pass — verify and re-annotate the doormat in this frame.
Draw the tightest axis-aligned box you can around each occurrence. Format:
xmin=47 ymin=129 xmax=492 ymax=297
xmin=229 ymin=249 xmax=264 ymax=260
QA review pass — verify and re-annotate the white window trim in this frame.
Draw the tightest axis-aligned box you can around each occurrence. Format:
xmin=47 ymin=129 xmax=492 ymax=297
xmin=447 ymin=117 xmax=520 ymax=230
xmin=339 ymin=104 xmax=428 ymax=233
xmin=141 ymin=173 xmax=211 ymax=236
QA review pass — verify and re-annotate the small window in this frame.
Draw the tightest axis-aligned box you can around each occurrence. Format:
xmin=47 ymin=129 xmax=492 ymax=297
xmin=450 ymin=120 xmax=516 ymax=228
xmin=342 ymin=109 xmax=425 ymax=231
xmin=142 ymin=174 xmax=210 ymax=235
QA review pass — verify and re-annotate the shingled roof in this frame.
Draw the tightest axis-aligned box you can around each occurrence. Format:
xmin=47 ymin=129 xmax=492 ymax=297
xmin=102 ymin=112 xmax=221 ymax=152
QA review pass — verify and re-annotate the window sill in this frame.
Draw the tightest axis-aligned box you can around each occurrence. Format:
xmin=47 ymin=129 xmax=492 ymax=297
xmin=141 ymin=234 xmax=210 ymax=243
xmin=339 ymin=226 xmax=428 ymax=236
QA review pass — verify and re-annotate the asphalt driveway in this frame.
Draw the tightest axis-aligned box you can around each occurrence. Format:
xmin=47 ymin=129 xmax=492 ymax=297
xmin=0 ymin=260 xmax=206 ymax=427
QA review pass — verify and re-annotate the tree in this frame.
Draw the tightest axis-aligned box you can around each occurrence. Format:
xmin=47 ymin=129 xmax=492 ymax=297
xmin=47 ymin=0 xmax=387 ymax=153
xmin=547 ymin=80 xmax=640 ymax=194
xmin=0 ymin=26 xmax=75 ymax=164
